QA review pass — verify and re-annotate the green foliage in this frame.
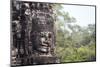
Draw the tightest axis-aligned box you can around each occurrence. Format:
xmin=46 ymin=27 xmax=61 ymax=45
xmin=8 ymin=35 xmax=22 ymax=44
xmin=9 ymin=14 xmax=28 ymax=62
xmin=55 ymin=24 xmax=96 ymax=62
xmin=52 ymin=4 xmax=77 ymax=23
xmin=53 ymin=4 xmax=96 ymax=63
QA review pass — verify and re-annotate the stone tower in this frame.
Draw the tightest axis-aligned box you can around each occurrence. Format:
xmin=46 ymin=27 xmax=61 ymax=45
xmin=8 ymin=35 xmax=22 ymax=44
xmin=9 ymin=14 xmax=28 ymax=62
xmin=11 ymin=0 xmax=59 ymax=66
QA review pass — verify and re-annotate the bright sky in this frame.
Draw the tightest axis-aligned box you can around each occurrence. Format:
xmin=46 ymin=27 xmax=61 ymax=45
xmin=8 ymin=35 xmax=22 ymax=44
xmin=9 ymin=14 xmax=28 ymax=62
xmin=61 ymin=4 xmax=95 ymax=27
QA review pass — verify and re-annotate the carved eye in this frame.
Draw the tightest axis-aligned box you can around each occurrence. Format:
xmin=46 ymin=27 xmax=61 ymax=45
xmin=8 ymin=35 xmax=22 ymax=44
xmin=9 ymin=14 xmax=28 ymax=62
xmin=40 ymin=32 xmax=44 ymax=37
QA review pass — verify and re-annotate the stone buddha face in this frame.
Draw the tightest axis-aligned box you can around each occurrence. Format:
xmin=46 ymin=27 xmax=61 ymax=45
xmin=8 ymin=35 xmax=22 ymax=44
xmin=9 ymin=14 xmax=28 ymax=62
xmin=35 ymin=31 xmax=52 ymax=53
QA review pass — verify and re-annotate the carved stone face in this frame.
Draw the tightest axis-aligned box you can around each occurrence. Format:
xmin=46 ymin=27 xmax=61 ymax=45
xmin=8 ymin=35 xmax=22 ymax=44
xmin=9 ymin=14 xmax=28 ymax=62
xmin=31 ymin=3 xmax=54 ymax=54
xmin=35 ymin=31 xmax=52 ymax=53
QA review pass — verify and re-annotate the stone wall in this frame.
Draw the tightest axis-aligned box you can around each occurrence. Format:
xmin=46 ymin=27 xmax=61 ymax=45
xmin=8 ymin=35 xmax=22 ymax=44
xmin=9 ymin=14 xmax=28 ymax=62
xmin=11 ymin=0 xmax=59 ymax=66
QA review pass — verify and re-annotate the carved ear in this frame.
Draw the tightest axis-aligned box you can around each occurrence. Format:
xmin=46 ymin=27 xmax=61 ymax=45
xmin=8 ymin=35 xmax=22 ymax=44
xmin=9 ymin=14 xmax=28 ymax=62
xmin=48 ymin=32 xmax=52 ymax=38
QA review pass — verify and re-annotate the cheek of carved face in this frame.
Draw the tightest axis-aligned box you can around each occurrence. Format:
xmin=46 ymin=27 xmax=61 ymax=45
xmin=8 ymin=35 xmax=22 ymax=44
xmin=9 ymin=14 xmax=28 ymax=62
xmin=37 ymin=32 xmax=52 ymax=53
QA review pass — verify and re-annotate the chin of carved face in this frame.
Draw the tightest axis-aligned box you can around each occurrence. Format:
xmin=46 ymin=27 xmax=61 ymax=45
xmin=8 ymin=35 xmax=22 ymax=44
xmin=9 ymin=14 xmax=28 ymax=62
xmin=37 ymin=46 xmax=48 ymax=53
